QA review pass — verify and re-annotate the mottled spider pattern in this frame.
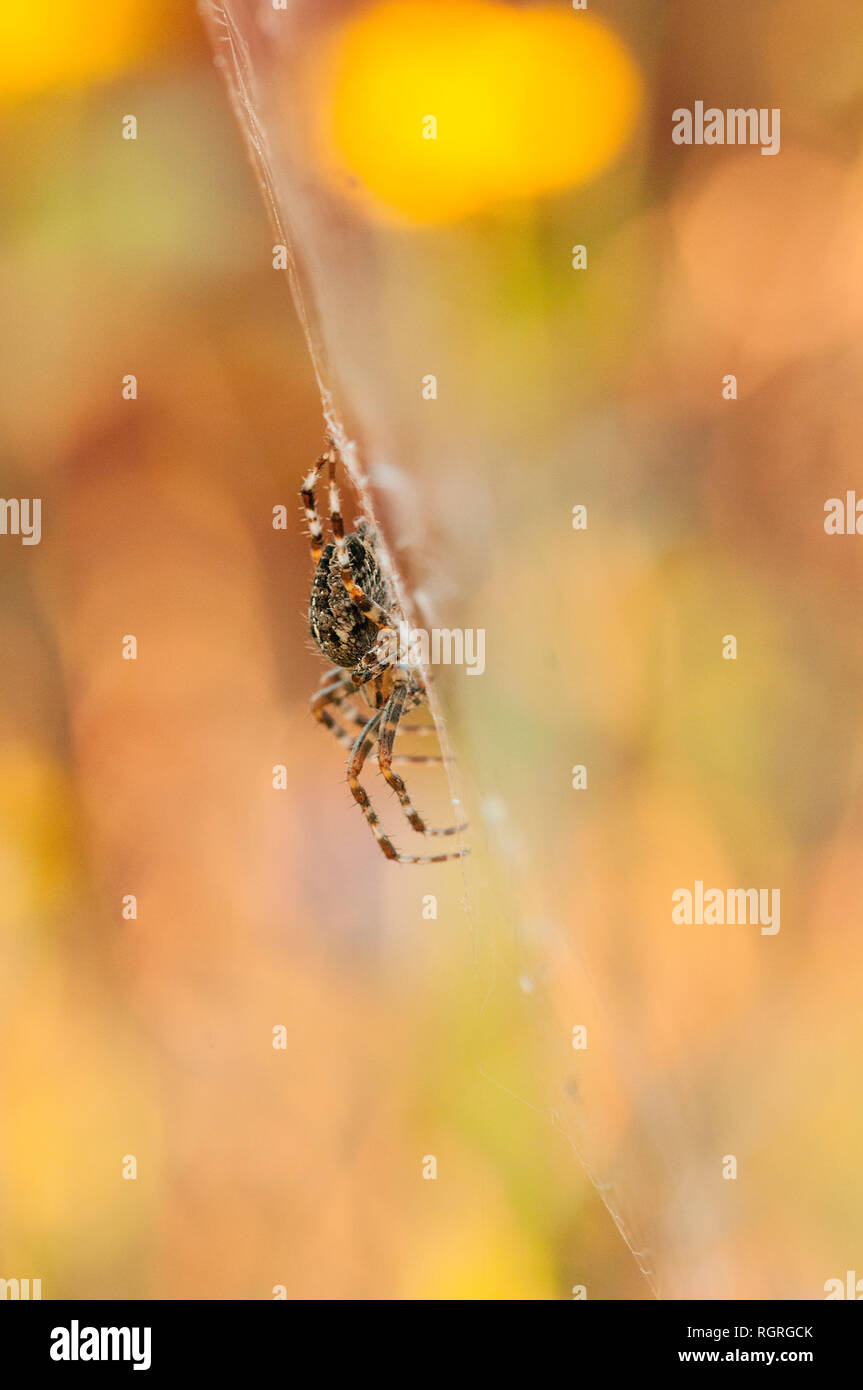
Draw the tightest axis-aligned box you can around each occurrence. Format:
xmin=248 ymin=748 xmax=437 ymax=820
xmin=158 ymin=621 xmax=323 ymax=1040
xmin=302 ymin=442 xmax=467 ymax=864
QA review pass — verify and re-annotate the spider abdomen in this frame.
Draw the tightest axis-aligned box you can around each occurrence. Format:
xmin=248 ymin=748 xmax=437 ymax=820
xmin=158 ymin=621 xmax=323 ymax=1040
xmin=309 ymin=531 xmax=391 ymax=668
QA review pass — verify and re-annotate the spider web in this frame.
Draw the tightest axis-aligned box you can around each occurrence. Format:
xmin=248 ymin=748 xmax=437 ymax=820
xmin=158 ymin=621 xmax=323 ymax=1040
xmin=198 ymin=0 xmax=667 ymax=1299
xmin=199 ymin=0 xmax=468 ymax=802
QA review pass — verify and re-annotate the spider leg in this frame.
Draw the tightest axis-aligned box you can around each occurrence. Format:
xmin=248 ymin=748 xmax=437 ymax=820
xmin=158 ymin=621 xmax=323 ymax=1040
xmin=326 ymin=454 xmax=394 ymax=629
xmin=349 ymin=628 xmax=399 ymax=687
xmin=348 ymin=648 xmax=447 ymax=756
xmin=348 ymin=711 xmax=467 ymax=864
xmin=312 ymin=671 xmax=444 ymax=763
xmin=377 ymin=680 xmax=468 ymax=840
xmin=311 ymin=674 xmax=363 ymax=750
xmin=300 ymin=442 xmax=336 ymax=564
xmin=331 ymin=690 xmax=444 ymax=763
xmin=387 ymin=752 xmax=446 ymax=765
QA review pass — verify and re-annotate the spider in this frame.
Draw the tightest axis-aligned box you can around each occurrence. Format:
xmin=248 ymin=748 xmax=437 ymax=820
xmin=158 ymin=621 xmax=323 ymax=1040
xmin=302 ymin=440 xmax=468 ymax=864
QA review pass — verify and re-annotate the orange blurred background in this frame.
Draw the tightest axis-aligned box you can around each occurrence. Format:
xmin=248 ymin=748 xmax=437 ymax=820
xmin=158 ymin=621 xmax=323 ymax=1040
xmin=2 ymin=0 xmax=862 ymax=1299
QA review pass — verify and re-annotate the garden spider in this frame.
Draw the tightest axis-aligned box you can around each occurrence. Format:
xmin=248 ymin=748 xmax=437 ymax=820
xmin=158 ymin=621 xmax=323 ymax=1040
xmin=302 ymin=441 xmax=468 ymax=864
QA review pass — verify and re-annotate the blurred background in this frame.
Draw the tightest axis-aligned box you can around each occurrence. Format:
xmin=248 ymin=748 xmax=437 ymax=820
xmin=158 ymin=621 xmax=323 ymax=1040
xmin=1 ymin=0 xmax=863 ymax=1299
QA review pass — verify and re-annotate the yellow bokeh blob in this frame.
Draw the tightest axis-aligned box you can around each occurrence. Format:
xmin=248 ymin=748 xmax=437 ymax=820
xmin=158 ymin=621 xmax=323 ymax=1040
xmin=0 ymin=744 xmax=75 ymax=925
xmin=0 ymin=0 xmax=169 ymax=101
xmin=312 ymin=0 xmax=641 ymax=224
xmin=407 ymin=1220 xmax=558 ymax=1299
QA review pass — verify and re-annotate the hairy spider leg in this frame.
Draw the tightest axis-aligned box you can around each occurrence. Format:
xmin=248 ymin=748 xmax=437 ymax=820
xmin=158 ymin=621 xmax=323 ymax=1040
xmin=349 ymin=628 xmax=397 ymax=687
xmin=320 ymin=669 xmax=439 ymax=736
xmin=326 ymin=454 xmax=394 ymax=629
xmin=348 ymin=711 xmax=467 ymax=865
xmin=312 ymin=674 xmax=445 ymax=765
xmin=378 ymin=679 xmax=468 ymax=840
xmin=300 ymin=442 xmax=337 ymax=564
xmin=333 ymin=675 xmax=444 ymax=767
xmin=311 ymin=674 xmax=362 ymax=748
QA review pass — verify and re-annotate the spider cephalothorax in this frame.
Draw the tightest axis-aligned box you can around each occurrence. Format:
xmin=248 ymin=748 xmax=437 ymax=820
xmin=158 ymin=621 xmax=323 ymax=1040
xmin=301 ymin=441 xmax=467 ymax=864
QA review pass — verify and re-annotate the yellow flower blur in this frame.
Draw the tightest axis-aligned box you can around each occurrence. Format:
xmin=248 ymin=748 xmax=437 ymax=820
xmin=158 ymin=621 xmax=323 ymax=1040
xmin=0 ymin=0 xmax=168 ymax=101
xmin=314 ymin=0 xmax=642 ymax=224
